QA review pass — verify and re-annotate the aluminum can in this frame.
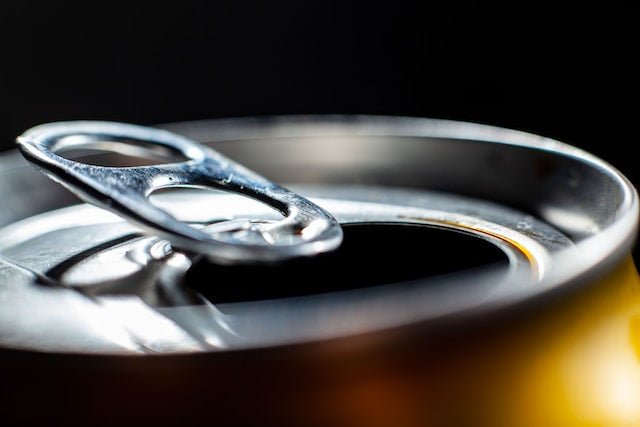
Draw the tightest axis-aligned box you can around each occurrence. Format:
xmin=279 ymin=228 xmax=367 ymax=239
xmin=0 ymin=115 xmax=638 ymax=426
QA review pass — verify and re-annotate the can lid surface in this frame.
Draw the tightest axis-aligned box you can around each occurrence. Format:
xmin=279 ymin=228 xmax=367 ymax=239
xmin=0 ymin=115 xmax=637 ymax=354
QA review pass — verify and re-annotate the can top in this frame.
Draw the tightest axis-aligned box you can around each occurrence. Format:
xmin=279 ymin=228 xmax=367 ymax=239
xmin=0 ymin=115 xmax=637 ymax=354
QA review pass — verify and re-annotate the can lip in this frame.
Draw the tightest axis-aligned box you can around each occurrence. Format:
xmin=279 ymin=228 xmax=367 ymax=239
xmin=162 ymin=113 xmax=640 ymax=308
xmin=1 ymin=114 xmax=638 ymax=355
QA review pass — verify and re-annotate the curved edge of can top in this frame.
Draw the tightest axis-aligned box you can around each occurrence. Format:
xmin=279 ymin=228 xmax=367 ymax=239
xmin=160 ymin=114 xmax=640 ymax=313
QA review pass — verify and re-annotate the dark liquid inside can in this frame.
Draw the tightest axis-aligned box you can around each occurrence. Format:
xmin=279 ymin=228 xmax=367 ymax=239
xmin=189 ymin=223 xmax=509 ymax=302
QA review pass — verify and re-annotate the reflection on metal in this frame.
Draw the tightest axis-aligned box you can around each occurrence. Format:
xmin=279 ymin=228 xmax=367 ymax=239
xmin=0 ymin=116 xmax=638 ymax=426
xmin=0 ymin=188 xmax=572 ymax=352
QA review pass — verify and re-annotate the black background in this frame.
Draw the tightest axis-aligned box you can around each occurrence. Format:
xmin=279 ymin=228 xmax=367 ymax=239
xmin=1 ymin=1 xmax=638 ymax=254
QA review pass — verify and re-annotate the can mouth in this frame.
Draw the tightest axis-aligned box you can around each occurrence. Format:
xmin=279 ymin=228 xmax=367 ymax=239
xmin=0 ymin=115 xmax=637 ymax=354
xmin=187 ymin=222 xmax=511 ymax=303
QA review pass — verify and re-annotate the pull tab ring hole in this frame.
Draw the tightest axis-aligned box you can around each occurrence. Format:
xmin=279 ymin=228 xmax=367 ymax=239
xmin=149 ymin=186 xmax=283 ymax=231
xmin=53 ymin=134 xmax=190 ymax=167
xmin=149 ymin=186 xmax=302 ymax=250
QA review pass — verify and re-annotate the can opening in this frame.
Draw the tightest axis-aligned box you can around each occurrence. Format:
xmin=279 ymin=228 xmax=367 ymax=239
xmin=186 ymin=223 xmax=510 ymax=303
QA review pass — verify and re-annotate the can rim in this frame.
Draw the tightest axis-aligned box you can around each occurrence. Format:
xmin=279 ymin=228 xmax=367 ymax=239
xmin=1 ymin=114 xmax=637 ymax=355
xmin=161 ymin=113 xmax=639 ymax=311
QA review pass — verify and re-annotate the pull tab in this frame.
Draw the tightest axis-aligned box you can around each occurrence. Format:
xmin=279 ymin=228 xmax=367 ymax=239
xmin=16 ymin=121 xmax=343 ymax=264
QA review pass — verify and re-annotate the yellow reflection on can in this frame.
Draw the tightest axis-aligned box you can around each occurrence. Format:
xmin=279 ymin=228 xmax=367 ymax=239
xmin=512 ymin=257 xmax=640 ymax=426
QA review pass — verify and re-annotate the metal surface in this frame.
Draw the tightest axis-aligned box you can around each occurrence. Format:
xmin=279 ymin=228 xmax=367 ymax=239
xmin=0 ymin=115 xmax=637 ymax=354
xmin=1 ymin=115 xmax=639 ymax=427
xmin=15 ymin=121 xmax=343 ymax=264
xmin=0 ymin=186 xmax=573 ymax=353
